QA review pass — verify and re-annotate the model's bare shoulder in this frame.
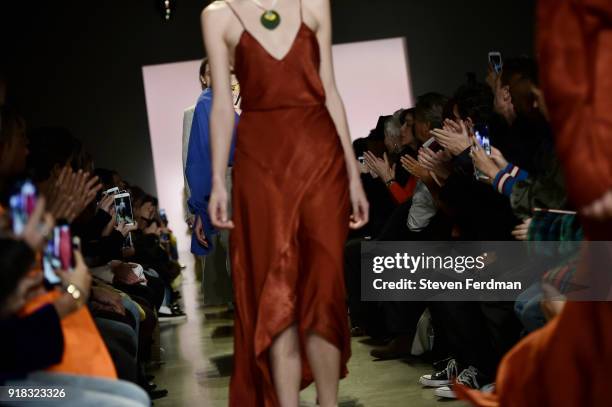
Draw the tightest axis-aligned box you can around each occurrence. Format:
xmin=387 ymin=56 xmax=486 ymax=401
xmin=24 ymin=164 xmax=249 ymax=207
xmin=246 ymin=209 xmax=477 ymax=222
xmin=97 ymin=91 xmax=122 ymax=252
xmin=302 ymin=0 xmax=330 ymax=30
xmin=201 ymin=0 xmax=232 ymax=23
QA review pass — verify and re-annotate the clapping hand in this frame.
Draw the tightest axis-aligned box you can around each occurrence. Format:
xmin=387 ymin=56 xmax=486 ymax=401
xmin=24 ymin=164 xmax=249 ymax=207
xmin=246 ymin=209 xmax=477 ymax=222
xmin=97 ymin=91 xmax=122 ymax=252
xmin=400 ymin=154 xmax=429 ymax=180
xmin=44 ymin=167 xmax=102 ymax=222
xmin=418 ymin=147 xmax=451 ymax=181
xmin=430 ymin=119 xmax=472 ymax=156
xmin=363 ymin=151 xmax=395 ymax=183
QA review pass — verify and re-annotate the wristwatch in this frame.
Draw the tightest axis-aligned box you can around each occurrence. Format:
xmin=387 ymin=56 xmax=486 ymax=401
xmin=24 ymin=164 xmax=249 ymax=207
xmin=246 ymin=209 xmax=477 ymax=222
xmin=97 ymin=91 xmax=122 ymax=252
xmin=385 ymin=179 xmax=395 ymax=187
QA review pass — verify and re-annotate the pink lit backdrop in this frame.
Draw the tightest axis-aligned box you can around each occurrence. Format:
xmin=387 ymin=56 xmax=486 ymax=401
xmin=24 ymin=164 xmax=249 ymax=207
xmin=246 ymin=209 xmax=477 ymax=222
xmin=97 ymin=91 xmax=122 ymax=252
xmin=142 ymin=37 xmax=413 ymax=251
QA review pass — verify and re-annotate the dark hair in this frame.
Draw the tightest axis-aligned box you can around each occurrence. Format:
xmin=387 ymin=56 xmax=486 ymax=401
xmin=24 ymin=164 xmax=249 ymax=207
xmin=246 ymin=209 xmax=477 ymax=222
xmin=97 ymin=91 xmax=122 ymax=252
xmin=0 ymin=106 xmax=25 ymax=148
xmin=94 ymin=168 xmax=118 ymax=189
xmin=501 ymin=57 xmax=540 ymax=117
xmin=415 ymin=92 xmax=448 ymax=130
xmin=0 ymin=239 xmax=35 ymax=305
xmin=26 ymin=127 xmax=84 ymax=182
xmin=453 ymin=78 xmax=494 ymax=127
xmin=130 ymin=185 xmax=157 ymax=209
xmin=500 ymin=56 xmax=538 ymax=87
xmin=200 ymin=58 xmax=209 ymax=79
xmin=398 ymin=108 xmax=415 ymax=126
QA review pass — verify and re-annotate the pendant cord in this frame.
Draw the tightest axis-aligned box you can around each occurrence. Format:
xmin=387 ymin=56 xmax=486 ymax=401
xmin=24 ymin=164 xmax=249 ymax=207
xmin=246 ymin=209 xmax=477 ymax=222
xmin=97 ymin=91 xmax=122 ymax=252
xmin=250 ymin=0 xmax=279 ymax=11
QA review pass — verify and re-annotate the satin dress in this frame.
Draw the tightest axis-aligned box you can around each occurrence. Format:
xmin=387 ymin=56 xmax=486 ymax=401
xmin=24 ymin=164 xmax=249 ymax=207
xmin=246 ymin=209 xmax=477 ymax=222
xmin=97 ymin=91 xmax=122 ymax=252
xmin=224 ymin=3 xmax=351 ymax=406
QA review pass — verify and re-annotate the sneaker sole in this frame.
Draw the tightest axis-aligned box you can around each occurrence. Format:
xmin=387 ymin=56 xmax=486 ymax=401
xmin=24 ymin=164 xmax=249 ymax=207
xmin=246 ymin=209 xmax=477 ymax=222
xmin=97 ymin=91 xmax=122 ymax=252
xmin=434 ymin=387 xmax=456 ymax=399
xmin=419 ymin=376 xmax=452 ymax=387
xmin=159 ymin=316 xmax=188 ymax=325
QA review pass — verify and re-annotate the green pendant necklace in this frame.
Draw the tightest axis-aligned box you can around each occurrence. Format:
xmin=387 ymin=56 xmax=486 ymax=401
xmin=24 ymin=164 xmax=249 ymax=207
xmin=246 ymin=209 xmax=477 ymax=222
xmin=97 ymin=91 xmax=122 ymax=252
xmin=251 ymin=0 xmax=281 ymax=30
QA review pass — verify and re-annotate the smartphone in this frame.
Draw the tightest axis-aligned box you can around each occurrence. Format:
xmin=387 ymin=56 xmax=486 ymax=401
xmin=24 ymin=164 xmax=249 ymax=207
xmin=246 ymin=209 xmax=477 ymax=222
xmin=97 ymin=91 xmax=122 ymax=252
xmin=488 ymin=51 xmax=503 ymax=74
xmin=102 ymin=186 xmax=120 ymax=197
xmin=423 ymin=137 xmax=443 ymax=152
xmin=159 ymin=209 xmax=170 ymax=242
xmin=159 ymin=209 xmax=168 ymax=225
xmin=42 ymin=223 xmax=73 ymax=285
xmin=124 ymin=232 xmax=134 ymax=249
xmin=9 ymin=180 xmax=37 ymax=236
xmin=474 ymin=125 xmax=492 ymax=180
xmin=114 ymin=192 xmax=135 ymax=226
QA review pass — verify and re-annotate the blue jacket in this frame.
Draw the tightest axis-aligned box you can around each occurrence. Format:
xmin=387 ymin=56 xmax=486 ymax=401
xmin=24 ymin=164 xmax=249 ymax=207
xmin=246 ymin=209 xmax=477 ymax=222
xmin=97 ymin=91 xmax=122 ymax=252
xmin=185 ymin=88 xmax=238 ymax=255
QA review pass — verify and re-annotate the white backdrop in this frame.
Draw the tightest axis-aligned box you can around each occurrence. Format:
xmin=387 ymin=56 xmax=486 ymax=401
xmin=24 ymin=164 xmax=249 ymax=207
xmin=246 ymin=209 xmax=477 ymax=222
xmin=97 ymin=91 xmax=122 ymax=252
xmin=142 ymin=37 xmax=413 ymax=251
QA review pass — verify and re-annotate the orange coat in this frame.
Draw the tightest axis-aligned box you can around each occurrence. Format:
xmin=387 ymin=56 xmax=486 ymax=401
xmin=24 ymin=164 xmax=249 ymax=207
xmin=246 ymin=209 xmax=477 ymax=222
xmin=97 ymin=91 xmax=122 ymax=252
xmin=21 ymin=290 xmax=117 ymax=379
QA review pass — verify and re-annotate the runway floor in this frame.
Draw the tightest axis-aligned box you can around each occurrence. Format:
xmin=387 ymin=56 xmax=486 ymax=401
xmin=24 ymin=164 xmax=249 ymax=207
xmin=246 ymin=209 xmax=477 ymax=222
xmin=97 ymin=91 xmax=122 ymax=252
xmin=151 ymin=253 xmax=466 ymax=407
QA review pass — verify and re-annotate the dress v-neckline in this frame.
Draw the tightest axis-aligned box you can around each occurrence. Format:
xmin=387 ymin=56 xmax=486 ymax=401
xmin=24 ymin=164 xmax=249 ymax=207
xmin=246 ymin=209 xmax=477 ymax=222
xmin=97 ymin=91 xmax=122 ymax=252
xmin=237 ymin=22 xmax=311 ymax=63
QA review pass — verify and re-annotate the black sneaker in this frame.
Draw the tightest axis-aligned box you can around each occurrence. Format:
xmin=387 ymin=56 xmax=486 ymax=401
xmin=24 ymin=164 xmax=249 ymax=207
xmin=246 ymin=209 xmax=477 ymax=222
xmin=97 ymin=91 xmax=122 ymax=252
xmin=434 ymin=366 xmax=491 ymax=399
xmin=419 ymin=358 xmax=459 ymax=387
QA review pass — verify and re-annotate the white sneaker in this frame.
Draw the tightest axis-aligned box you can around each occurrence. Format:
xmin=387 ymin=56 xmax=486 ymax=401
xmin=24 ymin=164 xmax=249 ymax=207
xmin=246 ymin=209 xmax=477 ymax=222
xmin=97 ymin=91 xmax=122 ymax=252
xmin=434 ymin=386 xmax=455 ymax=398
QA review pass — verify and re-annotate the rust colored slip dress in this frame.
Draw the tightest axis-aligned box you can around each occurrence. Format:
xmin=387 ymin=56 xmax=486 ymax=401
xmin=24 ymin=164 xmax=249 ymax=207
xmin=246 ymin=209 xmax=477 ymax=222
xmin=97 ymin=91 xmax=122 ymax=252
xmin=223 ymin=1 xmax=351 ymax=406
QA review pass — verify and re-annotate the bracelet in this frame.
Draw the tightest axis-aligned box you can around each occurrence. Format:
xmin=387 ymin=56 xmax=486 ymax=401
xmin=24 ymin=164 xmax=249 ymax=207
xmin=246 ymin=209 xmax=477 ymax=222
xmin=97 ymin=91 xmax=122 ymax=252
xmin=385 ymin=179 xmax=395 ymax=187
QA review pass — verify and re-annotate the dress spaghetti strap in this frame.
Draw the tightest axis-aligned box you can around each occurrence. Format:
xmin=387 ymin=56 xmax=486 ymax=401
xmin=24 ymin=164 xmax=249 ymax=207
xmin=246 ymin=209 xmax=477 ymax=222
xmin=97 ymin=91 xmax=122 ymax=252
xmin=224 ymin=0 xmax=246 ymax=29
xmin=299 ymin=0 xmax=303 ymax=21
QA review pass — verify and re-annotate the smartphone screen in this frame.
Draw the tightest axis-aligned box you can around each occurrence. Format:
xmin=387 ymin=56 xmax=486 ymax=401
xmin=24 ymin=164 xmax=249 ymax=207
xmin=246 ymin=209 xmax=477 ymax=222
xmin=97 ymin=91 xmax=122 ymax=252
xmin=423 ymin=137 xmax=443 ymax=152
xmin=114 ymin=192 xmax=135 ymax=225
xmin=474 ymin=126 xmax=492 ymax=155
xmin=159 ymin=209 xmax=168 ymax=224
xmin=474 ymin=125 xmax=492 ymax=180
xmin=42 ymin=223 xmax=73 ymax=285
xmin=488 ymin=51 xmax=503 ymax=74
xmin=9 ymin=180 xmax=37 ymax=236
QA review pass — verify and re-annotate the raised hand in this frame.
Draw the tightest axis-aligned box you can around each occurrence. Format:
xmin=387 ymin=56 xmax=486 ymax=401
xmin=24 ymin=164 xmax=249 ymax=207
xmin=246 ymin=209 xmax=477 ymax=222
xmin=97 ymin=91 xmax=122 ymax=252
xmin=418 ymin=147 xmax=451 ymax=181
xmin=471 ymin=141 xmax=499 ymax=182
xmin=400 ymin=154 xmax=429 ymax=180
xmin=19 ymin=197 xmax=54 ymax=251
xmin=115 ymin=221 xmax=138 ymax=237
xmin=44 ymin=167 xmax=101 ymax=222
xmin=363 ymin=151 xmax=394 ymax=183
xmin=44 ymin=166 xmax=77 ymax=221
xmin=430 ymin=119 xmax=471 ymax=156
xmin=55 ymin=249 xmax=92 ymax=303
xmin=97 ymin=193 xmax=115 ymax=215
xmin=490 ymin=146 xmax=509 ymax=170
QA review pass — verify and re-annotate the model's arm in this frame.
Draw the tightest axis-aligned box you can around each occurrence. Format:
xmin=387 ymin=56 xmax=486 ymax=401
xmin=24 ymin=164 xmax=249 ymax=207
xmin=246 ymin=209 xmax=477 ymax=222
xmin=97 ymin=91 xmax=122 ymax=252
xmin=201 ymin=3 xmax=235 ymax=229
xmin=310 ymin=0 xmax=369 ymax=229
